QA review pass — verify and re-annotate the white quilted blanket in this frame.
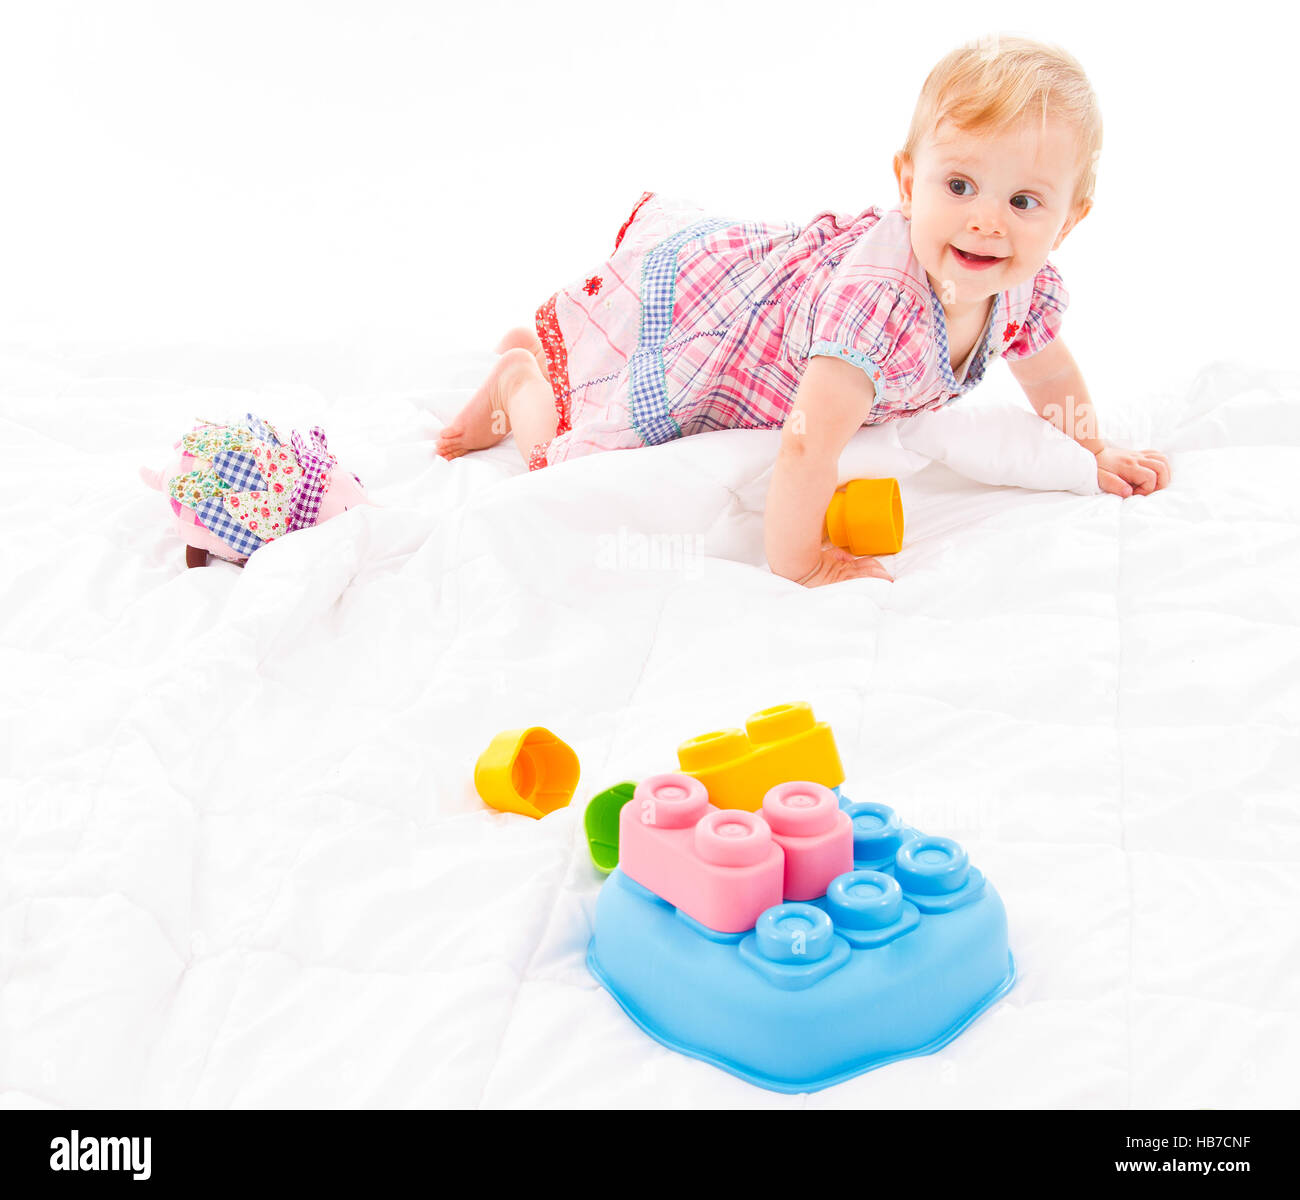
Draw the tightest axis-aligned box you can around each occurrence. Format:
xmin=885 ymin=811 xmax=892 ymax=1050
xmin=2 ymin=350 xmax=1297 ymax=1108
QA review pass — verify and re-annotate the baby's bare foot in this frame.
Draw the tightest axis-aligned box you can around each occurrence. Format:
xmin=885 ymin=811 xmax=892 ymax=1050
xmin=436 ymin=348 xmax=535 ymax=459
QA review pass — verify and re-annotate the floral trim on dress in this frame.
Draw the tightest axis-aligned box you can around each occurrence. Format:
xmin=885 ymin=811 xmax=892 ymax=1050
xmin=535 ymin=293 xmax=572 ymax=437
xmin=614 ymin=190 xmax=655 ymax=252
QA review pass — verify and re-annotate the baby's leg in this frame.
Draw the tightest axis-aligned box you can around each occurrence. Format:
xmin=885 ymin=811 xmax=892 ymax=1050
xmin=435 ymin=347 xmax=558 ymax=463
xmin=494 ymin=326 xmax=551 ymax=383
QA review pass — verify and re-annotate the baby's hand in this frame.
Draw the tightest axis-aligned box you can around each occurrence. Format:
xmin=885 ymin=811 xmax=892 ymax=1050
xmin=1095 ymin=445 xmax=1172 ymax=498
xmin=795 ymin=546 xmax=894 ymax=587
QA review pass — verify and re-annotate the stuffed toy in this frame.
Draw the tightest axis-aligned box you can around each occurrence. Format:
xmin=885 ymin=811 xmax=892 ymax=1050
xmin=140 ymin=413 xmax=370 ymax=567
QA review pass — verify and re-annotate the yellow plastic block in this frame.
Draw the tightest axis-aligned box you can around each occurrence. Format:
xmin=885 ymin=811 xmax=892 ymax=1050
xmin=676 ymin=702 xmax=844 ymax=812
xmin=825 ymin=478 xmax=904 ymax=557
xmin=475 ymin=727 xmax=579 ymax=819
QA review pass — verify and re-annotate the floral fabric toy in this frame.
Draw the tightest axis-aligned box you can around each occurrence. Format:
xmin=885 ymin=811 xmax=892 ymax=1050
xmin=140 ymin=413 xmax=369 ymax=567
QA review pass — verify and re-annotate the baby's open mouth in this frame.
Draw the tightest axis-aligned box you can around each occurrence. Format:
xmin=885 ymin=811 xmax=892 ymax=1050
xmin=952 ymin=246 xmax=1003 ymax=265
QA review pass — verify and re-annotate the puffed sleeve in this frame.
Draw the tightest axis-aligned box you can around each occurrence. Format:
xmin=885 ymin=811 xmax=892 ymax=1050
xmin=1002 ymin=261 xmax=1069 ymax=360
xmin=785 ymin=247 xmax=929 ymax=402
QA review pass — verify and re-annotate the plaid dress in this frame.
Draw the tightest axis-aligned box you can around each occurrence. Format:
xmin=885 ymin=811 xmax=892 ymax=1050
xmin=531 ymin=191 xmax=1068 ymax=470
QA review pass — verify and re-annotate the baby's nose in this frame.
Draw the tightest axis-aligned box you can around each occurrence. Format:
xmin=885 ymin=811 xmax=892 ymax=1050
xmin=969 ymin=214 xmax=1004 ymax=236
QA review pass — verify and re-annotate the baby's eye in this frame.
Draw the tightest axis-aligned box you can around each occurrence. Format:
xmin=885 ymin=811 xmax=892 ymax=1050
xmin=1011 ymin=194 xmax=1041 ymax=211
xmin=947 ymin=178 xmax=973 ymax=197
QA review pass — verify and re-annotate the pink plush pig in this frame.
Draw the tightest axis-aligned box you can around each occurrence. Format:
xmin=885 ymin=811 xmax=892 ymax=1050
xmin=140 ymin=412 xmax=370 ymax=567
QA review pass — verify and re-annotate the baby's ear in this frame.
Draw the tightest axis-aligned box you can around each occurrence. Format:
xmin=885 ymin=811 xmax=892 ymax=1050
xmin=1054 ymin=199 xmax=1092 ymax=249
xmin=893 ymin=152 xmax=913 ymax=204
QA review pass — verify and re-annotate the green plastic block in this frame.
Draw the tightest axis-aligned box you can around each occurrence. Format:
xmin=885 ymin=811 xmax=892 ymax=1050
xmin=585 ymin=781 xmax=637 ymax=874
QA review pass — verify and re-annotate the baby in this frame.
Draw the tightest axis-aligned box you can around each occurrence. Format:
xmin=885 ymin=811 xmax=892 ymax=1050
xmin=436 ymin=34 xmax=1171 ymax=587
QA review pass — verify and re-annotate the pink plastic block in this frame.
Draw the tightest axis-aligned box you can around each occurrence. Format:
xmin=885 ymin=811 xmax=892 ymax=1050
xmin=761 ymin=782 xmax=854 ymax=901
xmin=619 ymin=773 xmax=785 ymax=934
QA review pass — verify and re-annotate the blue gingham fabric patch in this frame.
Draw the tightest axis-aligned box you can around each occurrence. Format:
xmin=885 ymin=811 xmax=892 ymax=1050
xmin=629 ymin=217 xmax=733 ymax=446
xmin=244 ymin=413 xmax=281 ymax=445
xmin=929 ymin=288 xmax=1001 ymax=397
xmin=211 ymin=450 xmax=266 ymax=494
xmin=194 ymin=496 xmax=265 ymax=558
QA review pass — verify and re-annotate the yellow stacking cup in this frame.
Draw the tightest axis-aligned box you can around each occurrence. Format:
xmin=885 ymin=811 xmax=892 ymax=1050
xmin=825 ymin=478 xmax=904 ymax=557
xmin=474 ymin=727 xmax=580 ymax=819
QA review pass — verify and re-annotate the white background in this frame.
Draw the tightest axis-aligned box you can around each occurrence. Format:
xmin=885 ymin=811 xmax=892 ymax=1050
xmin=1 ymin=0 xmax=1294 ymax=415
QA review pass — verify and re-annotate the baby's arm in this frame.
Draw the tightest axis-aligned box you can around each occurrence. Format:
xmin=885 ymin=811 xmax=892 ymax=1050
xmin=1008 ymin=337 xmax=1171 ymax=496
xmin=765 ymin=356 xmax=895 ymax=586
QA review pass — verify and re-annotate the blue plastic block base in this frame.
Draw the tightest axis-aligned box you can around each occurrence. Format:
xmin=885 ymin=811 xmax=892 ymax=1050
xmin=587 ymin=804 xmax=1016 ymax=1093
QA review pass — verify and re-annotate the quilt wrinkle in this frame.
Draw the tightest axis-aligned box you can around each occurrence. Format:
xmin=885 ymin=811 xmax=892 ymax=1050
xmin=472 ymin=851 xmax=571 ymax=1109
xmin=176 ymin=948 xmax=252 ymax=1106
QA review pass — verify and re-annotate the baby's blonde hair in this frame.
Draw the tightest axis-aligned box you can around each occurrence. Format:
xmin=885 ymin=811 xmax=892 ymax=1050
xmin=899 ymin=33 xmax=1103 ymax=212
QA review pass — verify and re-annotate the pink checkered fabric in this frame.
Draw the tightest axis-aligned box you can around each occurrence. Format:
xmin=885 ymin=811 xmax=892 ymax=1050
xmin=533 ymin=194 xmax=1067 ymax=468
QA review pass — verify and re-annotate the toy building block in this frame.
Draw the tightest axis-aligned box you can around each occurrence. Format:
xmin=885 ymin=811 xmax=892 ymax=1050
xmin=738 ymin=902 xmax=851 ymax=989
xmin=891 ymin=835 xmax=987 ymax=913
xmin=585 ymin=781 xmax=636 ymax=874
xmin=676 ymin=702 xmax=844 ymax=812
xmin=825 ymin=478 xmax=904 ymax=557
xmin=841 ymin=799 xmax=914 ymax=869
xmin=761 ymin=782 xmax=853 ymax=900
xmin=587 ymin=795 xmax=1015 ymax=1093
xmin=474 ymin=727 xmax=579 ymax=819
xmin=821 ymin=870 xmax=919 ymax=948
xmin=617 ymin=774 xmax=784 ymax=934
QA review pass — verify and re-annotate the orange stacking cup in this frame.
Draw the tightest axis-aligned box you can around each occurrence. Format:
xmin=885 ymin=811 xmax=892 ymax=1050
xmin=824 ymin=478 xmax=904 ymax=557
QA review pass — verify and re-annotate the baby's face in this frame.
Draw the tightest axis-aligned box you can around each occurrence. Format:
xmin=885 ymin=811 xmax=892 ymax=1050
xmin=896 ymin=117 xmax=1090 ymax=313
